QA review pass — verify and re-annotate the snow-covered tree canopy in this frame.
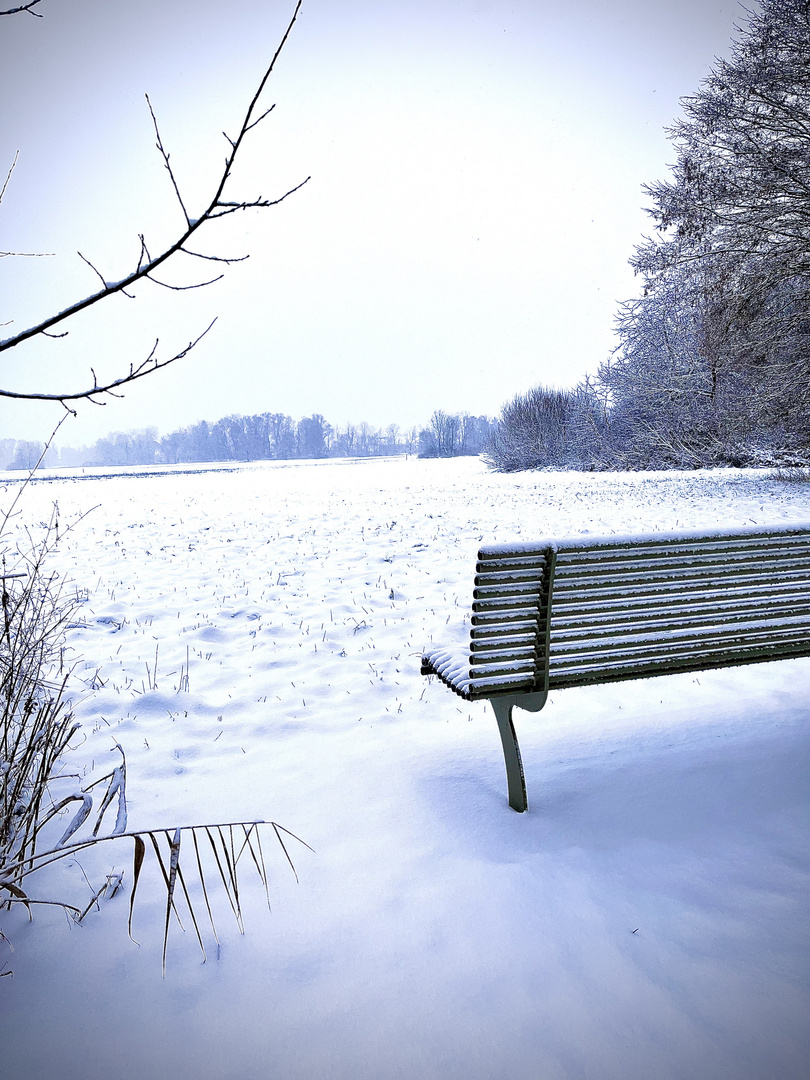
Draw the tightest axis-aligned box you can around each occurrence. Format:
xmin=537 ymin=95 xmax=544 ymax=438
xmin=612 ymin=0 xmax=810 ymax=462
xmin=636 ymin=0 xmax=810 ymax=276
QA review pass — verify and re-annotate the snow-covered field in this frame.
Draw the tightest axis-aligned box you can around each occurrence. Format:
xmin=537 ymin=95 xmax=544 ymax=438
xmin=1 ymin=456 xmax=809 ymax=1080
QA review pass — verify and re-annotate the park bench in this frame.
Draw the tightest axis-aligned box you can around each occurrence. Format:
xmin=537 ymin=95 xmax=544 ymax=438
xmin=421 ymin=522 xmax=810 ymax=811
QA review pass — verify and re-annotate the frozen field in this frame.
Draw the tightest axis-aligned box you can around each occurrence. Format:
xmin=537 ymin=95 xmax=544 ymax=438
xmin=1 ymin=456 xmax=809 ymax=1080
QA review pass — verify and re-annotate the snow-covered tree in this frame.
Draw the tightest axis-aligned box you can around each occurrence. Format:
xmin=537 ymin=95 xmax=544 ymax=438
xmin=626 ymin=0 xmax=810 ymax=456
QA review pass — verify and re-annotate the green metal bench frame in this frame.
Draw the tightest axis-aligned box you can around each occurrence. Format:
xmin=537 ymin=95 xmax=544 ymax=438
xmin=421 ymin=522 xmax=810 ymax=811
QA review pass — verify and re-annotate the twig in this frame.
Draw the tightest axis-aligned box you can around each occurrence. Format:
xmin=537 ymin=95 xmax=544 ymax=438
xmin=145 ymin=94 xmax=191 ymax=228
xmin=77 ymin=251 xmax=108 ymax=289
xmin=0 ymin=148 xmax=18 ymax=205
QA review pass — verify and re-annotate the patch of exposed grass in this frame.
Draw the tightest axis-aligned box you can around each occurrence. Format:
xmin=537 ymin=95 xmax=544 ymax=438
xmin=768 ymin=466 xmax=810 ymax=483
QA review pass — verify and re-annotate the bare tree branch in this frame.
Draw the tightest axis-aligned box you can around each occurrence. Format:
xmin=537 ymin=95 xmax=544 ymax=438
xmin=0 ymin=320 xmax=217 ymax=405
xmin=0 ymin=1 xmax=44 ymax=16
xmin=0 ymin=0 xmax=308 ymax=405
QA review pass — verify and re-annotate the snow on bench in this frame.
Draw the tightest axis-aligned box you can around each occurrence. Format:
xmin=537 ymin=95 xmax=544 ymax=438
xmin=421 ymin=522 xmax=810 ymax=812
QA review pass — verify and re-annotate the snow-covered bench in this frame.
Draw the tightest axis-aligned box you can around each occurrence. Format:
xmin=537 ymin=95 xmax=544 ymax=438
xmin=421 ymin=522 xmax=810 ymax=812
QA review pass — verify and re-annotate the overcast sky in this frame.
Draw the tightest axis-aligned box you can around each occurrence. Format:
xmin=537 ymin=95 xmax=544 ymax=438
xmin=1 ymin=0 xmax=743 ymax=448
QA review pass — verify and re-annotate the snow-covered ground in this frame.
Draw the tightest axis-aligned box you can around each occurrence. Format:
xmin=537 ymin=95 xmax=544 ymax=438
xmin=1 ymin=456 xmax=809 ymax=1080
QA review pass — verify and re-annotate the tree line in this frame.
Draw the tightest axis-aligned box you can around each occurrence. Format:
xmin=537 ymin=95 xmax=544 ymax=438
xmin=490 ymin=0 xmax=810 ymax=472
xmin=2 ymin=410 xmax=496 ymax=469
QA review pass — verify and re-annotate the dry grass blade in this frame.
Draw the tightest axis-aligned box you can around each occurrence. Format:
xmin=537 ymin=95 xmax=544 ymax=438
xmin=191 ymin=827 xmax=219 ymax=945
xmin=90 ymin=745 xmax=127 ymax=837
xmin=241 ymin=824 xmax=271 ymax=910
xmin=205 ymin=825 xmax=243 ymax=932
xmin=128 ymin=835 xmax=145 ymax=944
xmin=253 ymin=826 xmax=272 ymax=910
xmin=231 ymin=826 xmax=253 ymax=930
xmin=271 ymin=822 xmax=315 ymax=884
xmin=232 ymin=823 xmax=260 ymax=874
xmin=53 ymin=793 xmax=92 ymax=847
xmin=148 ymin=831 xmax=185 ymax=930
xmin=2 ymin=881 xmax=31 ymax=915
xmin=10 ymin=896 xmax=82 ymax=917
xmin=173 ymin=860 xmax=206 ymax=964
xmin=224 ymin=825 xmax=245 ymax=933
xmin=150 ymin=829 xmax=182 ymax=977
xmin=1 ymin=877 xmax=80 ymax=920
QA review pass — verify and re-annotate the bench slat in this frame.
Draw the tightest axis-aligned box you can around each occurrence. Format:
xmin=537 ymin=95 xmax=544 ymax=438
xmin=551 ymin=605 xmax=810 ymax=647
xmin=548 ymin=634 xmax=810 ymax=688
xmin=470 ymin=618 xmax=542 ymax=636
xmin=474 ymin=567 xmax=546 ymax=583
xmin=556 ymin=570 xmax=810 ymax=599
xmin=551 ymin=584 xmax=809 ymax=618
xmin=472 ymin=601 xmax=545 ymax=617
xmin=550 ymin=573 xmax=810 ymax=609
xmin=556 ymin=535 xmax=810 ymax=559
xmin=557 ymin=537 xmax=810 ymax=561
xmin=473 ymin=585 xmax=546 ymax=603
xmin=470 ymin=633 xmax=539 ymax=651
xmin=550 ymin=617 xmax=809 ymax=660
xmin=555 ymin=554 xmax=810 ymax=582
xmin=555 ymin=586 xmax=810 ymax=617
xmin=477 ymin=522 xmax=810 ymax=558
xmin=554 ymin=547 xmax=810 ymax=573
xmin=464 ymin=654 xmax=537 ymax=673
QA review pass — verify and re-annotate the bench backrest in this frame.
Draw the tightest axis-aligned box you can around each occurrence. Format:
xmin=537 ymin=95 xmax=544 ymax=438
xmin=469 ymin=522 xmax=810 ymax=699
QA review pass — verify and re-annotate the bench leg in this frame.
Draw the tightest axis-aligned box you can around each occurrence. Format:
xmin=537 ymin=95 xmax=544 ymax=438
xmin=490 ymin=697 xmax=528 ymax=812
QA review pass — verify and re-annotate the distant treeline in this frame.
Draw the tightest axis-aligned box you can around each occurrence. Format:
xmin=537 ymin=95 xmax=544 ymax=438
xmin=2 ymin=410 xmax=496 ymax=470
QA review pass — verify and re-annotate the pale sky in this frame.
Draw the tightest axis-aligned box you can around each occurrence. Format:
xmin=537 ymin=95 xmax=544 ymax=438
xmin=1 ymin=0 xmax=742 ymax=447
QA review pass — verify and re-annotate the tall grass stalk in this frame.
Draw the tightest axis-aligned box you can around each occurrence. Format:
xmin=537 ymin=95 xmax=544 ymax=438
xmin=1 ymin=510 xmax=80 ymax=908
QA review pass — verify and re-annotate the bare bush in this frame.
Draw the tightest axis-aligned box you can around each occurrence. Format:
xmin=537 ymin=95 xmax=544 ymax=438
xmin=485 ymin=384 xmax=607 ymax=471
